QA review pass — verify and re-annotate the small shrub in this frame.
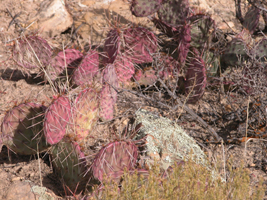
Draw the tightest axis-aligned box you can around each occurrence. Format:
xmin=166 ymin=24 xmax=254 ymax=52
xmin=90 ymin=159 xmax=265 ymax=200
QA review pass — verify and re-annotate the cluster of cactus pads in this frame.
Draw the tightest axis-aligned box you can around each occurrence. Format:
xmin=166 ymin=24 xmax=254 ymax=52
xmin=5 ymin=0 xmax=267 ymax=197
xmin=3 ymin=4 xmax=220 ymax=194
xmin=222 ymin=3 xmax=266 ymax=67
xmin=130 ymin=0 xmax=216 ymax=103
xmin=0 ymin=94 xmax=146 ymax=194
xmin=12 ymin=0 xmax=217 ymax=104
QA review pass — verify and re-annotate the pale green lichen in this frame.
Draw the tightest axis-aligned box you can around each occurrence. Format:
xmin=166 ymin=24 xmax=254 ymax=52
xmin=135 ymin=109 xmax=208 ymax=168
xmin=135 ymin=109 xmax=224 ymax=182
xmin=31 ymin=185 xmax=54 ymax=200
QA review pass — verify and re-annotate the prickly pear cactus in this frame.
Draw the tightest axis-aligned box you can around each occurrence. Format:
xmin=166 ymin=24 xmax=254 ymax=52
xmin=203 ymin=50 xmax=220 ymax=77
xmin=72 ymin=50 xmax=99 ymax=86
xmin=13 ymin=35 xmax=52 ymax=70
xmin=102 ymin=64 xmax=119 ymax=88
xmin=184 ymin=55 xmax=207 ymax=104
xmin=157 ymin=0 xmax=190 ymax=27
xmin=99 ymin=64 xmax=118 ymax=121
xmin=222 ymin=38 xmax=248 ymax=66
xmin=103 ymin=29 xmax=120 ymax=64
xmin=51 ymin=140 xmax=89 ymax=194
xmin=46 ymin=49 xmax=83 ymax=81
xmin=44 ymin=96 xmax=72 ymax=145
xmin=188 ymin=14 xmax=214 ymax=50
xmin=99 ymin=84 xmax=116 ymax=121
xmin=91 ymin=141 xmax=138 ymax=183
xmin=73 ymin=88 xmax=99 ymax=141
xmin=114 ymin=56 xmax=135 ymax=83
xmin=0 ymin=103 xmax=49 ymax=155
xmin=153 ymin=53 xmax=180 ymax=80
xmin=152 ymin=18 xmax=179 ymax=37
xmin=243 ymin=6 xmax=260 ymax=34
xmin=251 ymin=38 xmax=267 ymax=61
xmin=176 ymin=24 xmax=191 ymax=64
xmin=263 ymin=11 xmax=267 ymax=31
xmin=122 ymin=27 xmax=158 ymax=64
xmin=131 ymin=0 xmax=162 ymax=17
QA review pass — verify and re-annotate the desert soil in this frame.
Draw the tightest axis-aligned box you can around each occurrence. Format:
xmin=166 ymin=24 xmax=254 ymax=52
xmin=0 ymin=0 xmax=267 ymax=199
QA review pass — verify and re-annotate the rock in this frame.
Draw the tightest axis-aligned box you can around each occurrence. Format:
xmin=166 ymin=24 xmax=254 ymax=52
xmin=135 ymin=109 xmax=208 ymax=169
xmin=5 ymin=181 xmax=59 ymax=200
xmin=75 ymin=0 xmax=155 ymax=45
xmin=135 ymin=109 xmax=224 ymax=181
xmin=29 ymin=0 xmax=73 ymax=37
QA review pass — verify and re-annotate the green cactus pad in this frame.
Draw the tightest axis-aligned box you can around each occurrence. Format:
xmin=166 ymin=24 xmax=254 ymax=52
xmin=222 ymin=38 xmax=248 ymax=66
xmin=188 ymin=14 xmax=215 ymax=50
xmin=251 ymin=38 xmax=267 ymax=61
xmin=203 ymin=51 xmax=220 ymax=77
xmin=51 ymin=140 xmax=89 ymax=194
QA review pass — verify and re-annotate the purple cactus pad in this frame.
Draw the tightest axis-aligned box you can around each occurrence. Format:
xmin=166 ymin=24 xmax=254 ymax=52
xmin=44 ymin=96 xmax=72 ymax=145
xmin=91 ymin=141 xmax=138 ymax=182
xmin=104 ymin=29 xmax=121 ymax=64
xmin=185 ymin=55 xmax=207 ymax=103
xmin=72 ymin=50 xmax=99 ymax=86
xmin=122 ymin=27 xmax=158 ymax=64
xmin=131 ymin=0 xmax=162 ymax=17
xmin=13 ymin=35 xmax=52 ymax=70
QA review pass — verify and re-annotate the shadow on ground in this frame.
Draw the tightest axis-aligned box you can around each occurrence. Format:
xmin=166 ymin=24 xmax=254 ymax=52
xmin=0 ymin=68 xmax=45 ymax=85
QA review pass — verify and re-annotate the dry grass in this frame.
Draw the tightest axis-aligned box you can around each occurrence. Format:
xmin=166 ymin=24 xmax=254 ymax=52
xmin=89 ymin=158 xmax=265 ymax=200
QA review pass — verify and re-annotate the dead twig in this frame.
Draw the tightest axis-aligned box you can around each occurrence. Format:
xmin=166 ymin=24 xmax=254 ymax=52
xmin=6 ymin=9 xmax=25 ymax=32
xmin=158 ymin=79 xmax=222 ymax=142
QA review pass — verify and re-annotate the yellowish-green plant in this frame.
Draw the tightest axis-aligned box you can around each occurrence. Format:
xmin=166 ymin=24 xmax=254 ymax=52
xmin=89 ymin=158 xmax=264 ymax=200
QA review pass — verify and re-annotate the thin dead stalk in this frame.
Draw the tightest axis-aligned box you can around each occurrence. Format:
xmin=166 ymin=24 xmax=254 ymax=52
xmin=244 ymin=96 xmax=250 ymax=157
xmin=158 ymin=79 xmax=222 ymax=142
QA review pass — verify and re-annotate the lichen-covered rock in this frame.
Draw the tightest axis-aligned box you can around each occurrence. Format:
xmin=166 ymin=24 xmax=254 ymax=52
xmin=135 ymin=109 xmax=208 ymax=169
